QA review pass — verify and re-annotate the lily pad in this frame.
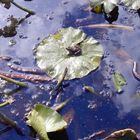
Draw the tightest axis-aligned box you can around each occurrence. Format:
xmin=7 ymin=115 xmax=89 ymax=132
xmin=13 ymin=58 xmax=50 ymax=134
xmin=90 ymin=0 xmax=119 ymax=13
xmin=35 ymin=27 xmax=103 ymax=80
xmin=122 ymin=0 xmax=140 ymax=10
xmin=26 ymin=104 xmax=67 ymax=140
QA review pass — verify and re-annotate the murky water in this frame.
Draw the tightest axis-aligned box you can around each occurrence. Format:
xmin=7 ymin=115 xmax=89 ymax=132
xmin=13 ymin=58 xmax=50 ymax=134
xmin=0 ymin=0 xmax=140 ymax=140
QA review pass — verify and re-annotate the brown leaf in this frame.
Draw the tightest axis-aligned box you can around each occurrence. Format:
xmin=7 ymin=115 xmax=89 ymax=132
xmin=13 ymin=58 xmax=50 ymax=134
xmin=105 ymin=128 xmax=138 ymax=140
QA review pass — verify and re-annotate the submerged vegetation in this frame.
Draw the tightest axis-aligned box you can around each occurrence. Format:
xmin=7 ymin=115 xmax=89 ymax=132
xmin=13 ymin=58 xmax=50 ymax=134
xmin=0 ymin=0 xmax=140 ymax=140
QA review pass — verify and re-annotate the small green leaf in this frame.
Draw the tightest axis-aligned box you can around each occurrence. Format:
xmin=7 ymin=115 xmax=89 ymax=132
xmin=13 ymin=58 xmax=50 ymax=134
xmin=26 ymin=104 xmax=67 ymax=140
xmin=113 ymin=72 xmax=126 ymax=93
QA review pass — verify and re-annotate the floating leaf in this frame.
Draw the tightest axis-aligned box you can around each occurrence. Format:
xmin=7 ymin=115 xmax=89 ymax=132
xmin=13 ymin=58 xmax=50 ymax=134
xmin=104 ymin=128 xmax=138 ymax=140
xmin=122 ymin=0 xmax=140 ymax=10
xmin=90 ymin=0 xmax=140 ymax=13
xmin=113 ymin=72 xmax=126 ymax=93
xmin=35 ymin=27 xmax=103 ymax=80
xmin=90 ymin=0 xmax=119 ymax=13
xmin=26 ymin=104 xmax=67 ymax=140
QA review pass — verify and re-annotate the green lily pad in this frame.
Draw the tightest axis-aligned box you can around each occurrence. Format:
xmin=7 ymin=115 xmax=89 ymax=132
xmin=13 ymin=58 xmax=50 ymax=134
xmin=122 ymin=0 xmax=140 ymax=10
xmin=26 ymin=104 xmax=67 ymax=140
xmin=90 ymin=0 xmax=119 ymax=13
xmin=113 ymin=72 xmax=126 ymax=93
xmin=35 ymin=27 xmax=103 ymax=80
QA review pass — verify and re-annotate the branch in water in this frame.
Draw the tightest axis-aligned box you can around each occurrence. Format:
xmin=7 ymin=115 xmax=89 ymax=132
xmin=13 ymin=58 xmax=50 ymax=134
xmin=7 ymin=62 xmax=45 ymax=74
xmin=81 ymin=24 xmax=134 ymax=31
xmin=0 ymin=98 xmax=14 ymax=108
xmin=78 ymin=130 xmax=105 ymax=140
xmin=0 ymin=71 xmax=52 ymax=82
xmin=46 ymin=68 xmax=68 ymax=105
xmin=132 ymin=61 xmax=140 ymax=80
xmin=11 ymin=0 xmax=35 ymax=15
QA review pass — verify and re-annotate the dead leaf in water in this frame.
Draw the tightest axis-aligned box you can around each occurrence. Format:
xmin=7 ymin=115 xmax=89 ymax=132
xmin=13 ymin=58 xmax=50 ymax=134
xmin=105 ymin=128 xmax=138 ymax=140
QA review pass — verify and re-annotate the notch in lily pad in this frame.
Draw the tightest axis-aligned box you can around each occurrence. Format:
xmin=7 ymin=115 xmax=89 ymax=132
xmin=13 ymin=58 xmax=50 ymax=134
xmin=35 ymin=27 xmax=103 ymax=80
xmin=26 ymin=104 xmax=67 ymax=140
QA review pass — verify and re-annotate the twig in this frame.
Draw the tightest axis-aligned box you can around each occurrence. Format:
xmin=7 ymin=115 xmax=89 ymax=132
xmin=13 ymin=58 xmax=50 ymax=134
xmin=7 ymin=62 xmax=45 ymax=74
xmin=78 ymin=130 xmax=105 ymax=140
xmin=0 ymin=98 xmax=14 ymax=108
xmin=18 ymin=13 xmax=31 ymax=25
xmin=0 ymin=101 xmax=10 ymax=108
xmin=0 ymin=74 xmax=27 ymax=87
xmin=132 ymin=61 xmax=140 ymax=80
xmin=0 ymin=56 xmax=12 ymax=61
xmin=81 ymin=24 xmax=134 ymax=31
xmin=0 ymin=71 xmax=51 ymax=82
xmin=53 ymin=67 xmax=68 ymax=92
xmin=11 ymin=0 xmax=35 ymax=15
xmin=46 ymin=68 xmax=68 ymax=105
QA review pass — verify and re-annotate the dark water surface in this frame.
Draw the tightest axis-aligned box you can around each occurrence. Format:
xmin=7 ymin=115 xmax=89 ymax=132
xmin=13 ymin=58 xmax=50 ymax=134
xmin=0 ymin=0 xmax=140 ymax=140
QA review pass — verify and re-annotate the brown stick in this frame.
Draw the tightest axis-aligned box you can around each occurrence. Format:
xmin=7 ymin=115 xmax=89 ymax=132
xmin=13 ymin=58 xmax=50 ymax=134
xmin=132 ymin=61 xmax=140 ymax=80
xmin=0 ymin=71 xmax=51 ymax=82
xmin=7 ymin=62 xmax=45 ymax=74
xmin=81 ymin=24 xmax=134 ymax=31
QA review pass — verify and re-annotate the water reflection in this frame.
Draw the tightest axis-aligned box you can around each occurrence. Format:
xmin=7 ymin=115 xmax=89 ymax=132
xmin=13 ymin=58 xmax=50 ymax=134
xmin=1 ymin=0 xmax=140 ymax=140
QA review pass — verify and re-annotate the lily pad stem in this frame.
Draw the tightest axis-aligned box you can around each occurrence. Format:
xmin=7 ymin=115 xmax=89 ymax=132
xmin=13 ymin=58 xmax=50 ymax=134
xmin=46 ymin=68 xmax=68 ymax=105
xmin=11 ymin=1 xmax=35 ymax=15
xmin=0 ymin=74 xmax=27 ymax=88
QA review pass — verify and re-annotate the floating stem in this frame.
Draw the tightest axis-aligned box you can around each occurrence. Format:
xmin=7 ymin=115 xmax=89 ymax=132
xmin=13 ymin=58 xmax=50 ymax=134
xmin=11 ymin=1 xmax=35 ymax=15
xmin=0 ymin=71 xmax=51 ymax=82
xmin=82 ymin=23 xmax=134 ymax=31
xmin=0 ymin=74 xmax=27 ymax=87
xmin=0 ymin=98 xmax=14 ymax=108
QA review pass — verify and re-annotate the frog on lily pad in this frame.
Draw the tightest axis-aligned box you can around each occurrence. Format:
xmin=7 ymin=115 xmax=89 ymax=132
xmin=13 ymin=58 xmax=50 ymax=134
xmin=35 ymin=27 xmax=104 ymax=80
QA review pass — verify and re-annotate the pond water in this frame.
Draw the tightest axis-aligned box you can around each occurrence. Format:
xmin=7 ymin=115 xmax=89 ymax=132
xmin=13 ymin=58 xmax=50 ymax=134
xmin=0 ymin=0 xmax=140 ymax=140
